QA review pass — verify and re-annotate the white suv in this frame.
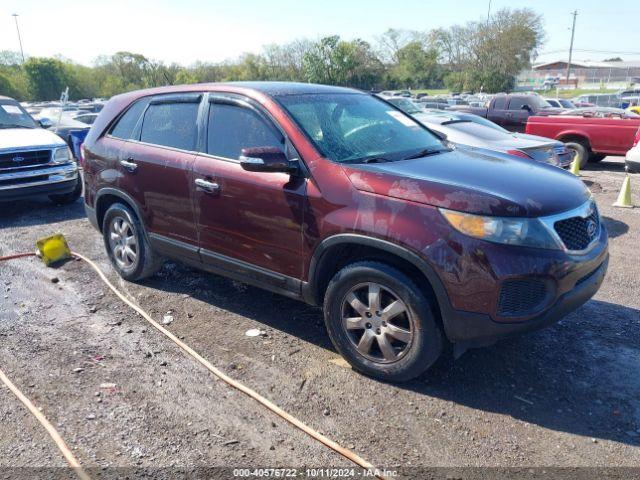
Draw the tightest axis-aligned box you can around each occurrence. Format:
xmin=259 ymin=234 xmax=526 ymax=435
xmin=0 ymin=96 xmax=81 ymax=204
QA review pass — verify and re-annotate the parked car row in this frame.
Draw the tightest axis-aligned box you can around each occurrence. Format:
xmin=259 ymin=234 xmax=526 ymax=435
xmin=381 ymin=96 xmax=574 ymax=168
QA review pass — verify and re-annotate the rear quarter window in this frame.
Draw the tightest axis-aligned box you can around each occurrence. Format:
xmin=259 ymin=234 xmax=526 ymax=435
xmin=109 ymin=99 xmax=148 ymax=140
xmin=492 ymin=97 xmax=507 ymax=109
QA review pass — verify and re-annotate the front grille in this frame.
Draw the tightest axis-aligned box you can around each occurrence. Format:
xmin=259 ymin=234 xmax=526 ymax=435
xmin=0 ymin=150 xmax=51 ymax=170
xmin=498 ymin=278 xmax=550 ymax=317
xmin=554 ymin=209 xmax=599 ymax=251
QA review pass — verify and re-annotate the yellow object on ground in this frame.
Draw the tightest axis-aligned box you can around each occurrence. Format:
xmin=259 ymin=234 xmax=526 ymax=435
xmin=36 ymin=234 xmax=72 ymax=266
xmin=613 ymin=174 xmax=634 ymax=208
xmin=570 ymin=156 xmax=581 ymax=176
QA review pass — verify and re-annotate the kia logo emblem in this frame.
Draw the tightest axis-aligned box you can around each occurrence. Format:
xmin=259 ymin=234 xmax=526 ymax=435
xmin=586 ymin=219 xmax=597 ymax=238
xmin=12 ymin=156 xmax=25 ymax=163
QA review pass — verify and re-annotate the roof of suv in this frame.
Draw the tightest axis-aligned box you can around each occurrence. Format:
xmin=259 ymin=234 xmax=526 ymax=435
xmin=216 ymin=81 xmax=359 ymax=96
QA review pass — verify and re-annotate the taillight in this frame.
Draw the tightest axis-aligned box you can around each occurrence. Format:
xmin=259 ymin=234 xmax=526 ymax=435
xmin=507 ymin=149 xmax=532 ymax=159
xmin=633 ymin=127 xmax=640 ymax=147
xmin=79 ymin=143 xmax=86 ymax=167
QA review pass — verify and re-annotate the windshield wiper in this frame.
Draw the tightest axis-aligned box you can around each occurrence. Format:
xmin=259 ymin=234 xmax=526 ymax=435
xmin=342 ymin=156 xmax=392 ymax=164
xmin=403 ymin=147 xmax=448 ymax=160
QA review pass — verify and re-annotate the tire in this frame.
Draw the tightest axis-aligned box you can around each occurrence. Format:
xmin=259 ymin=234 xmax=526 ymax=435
xmin=589 ymin=153 xmax=606 ymax=163
xmin=102 ymin=202 xmax=164 ymax=281
xmin=48 ymin=174 xmax=82 ymax=205
xmin=564 ymin=141 xmax=589 ymax=169
xmin=323 ymin=261 xmax=443 ymax=382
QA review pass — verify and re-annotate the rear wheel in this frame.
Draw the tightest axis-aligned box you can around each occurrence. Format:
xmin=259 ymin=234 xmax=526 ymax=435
xmin=102 ymin=203 xmax=164 ymax=281
xmin=564 ymin=140 xmax=589 ymax=168
xmin=323 ymin=261 xmax=443 ymax=382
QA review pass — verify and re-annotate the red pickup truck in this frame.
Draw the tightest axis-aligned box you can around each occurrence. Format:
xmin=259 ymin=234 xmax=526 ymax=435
xmin=526 ymin=114 xmax=640 ymax=167
xmin=450 ymin=94 xmax=561 ymax=132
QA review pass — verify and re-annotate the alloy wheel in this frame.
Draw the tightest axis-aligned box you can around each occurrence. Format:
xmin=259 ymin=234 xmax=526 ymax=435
xmin=341 ymin=282 xmax=414 ymax=363
xmin=108 ymin=217 xmax=138 ymax=270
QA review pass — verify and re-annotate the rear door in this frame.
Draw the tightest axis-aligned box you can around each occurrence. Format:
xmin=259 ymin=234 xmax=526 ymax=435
xmin=191 ymin=95 xmax=306 ymax=286
xmin=118 ymin=93 xmax=202 ymax=255
xmin=487 ymin=96 xmax=507 ymax=126
xmin=505 ymin=97 xmax=532 ymax=132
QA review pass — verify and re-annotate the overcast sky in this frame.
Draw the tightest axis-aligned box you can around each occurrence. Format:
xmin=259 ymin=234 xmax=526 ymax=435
xmin=1 ymin=0 xmax=639 ymax=66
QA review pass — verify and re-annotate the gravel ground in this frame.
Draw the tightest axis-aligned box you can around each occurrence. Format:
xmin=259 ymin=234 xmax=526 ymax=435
xmin=0 ymin=156 xmax=639 ymax=479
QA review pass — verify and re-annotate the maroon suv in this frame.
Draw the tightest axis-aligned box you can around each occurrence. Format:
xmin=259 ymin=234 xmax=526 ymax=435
xmin=83 ymin=82 xmax=608 ymax=381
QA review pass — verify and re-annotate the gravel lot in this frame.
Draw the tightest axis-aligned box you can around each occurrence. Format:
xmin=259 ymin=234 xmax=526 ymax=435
xmin=0 ymin=156 xmax=639 ymax=479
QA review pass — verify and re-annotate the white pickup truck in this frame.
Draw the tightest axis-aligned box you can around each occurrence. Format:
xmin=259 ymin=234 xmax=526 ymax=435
xmin=0 ymin=95 xmax=81 ymax=204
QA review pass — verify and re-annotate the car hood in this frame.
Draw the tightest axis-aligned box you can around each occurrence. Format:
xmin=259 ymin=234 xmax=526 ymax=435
xmin=0 ymin=127 xmax=66 ymax=150
xmin=342 ymin=147 xmax=590 ymax=217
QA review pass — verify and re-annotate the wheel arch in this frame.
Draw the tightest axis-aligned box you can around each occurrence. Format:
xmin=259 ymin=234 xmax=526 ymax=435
xmin=556 ymin=131 xmax=592 ymax=150
xmin=305 ymin=234 xmax=452 ymax=327
xmin=95 ymin=188 xmax=146 ymax=235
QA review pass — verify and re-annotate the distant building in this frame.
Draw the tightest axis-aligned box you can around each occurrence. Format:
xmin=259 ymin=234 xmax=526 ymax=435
xmin=517 ymin=60 xmax=640 ymax=90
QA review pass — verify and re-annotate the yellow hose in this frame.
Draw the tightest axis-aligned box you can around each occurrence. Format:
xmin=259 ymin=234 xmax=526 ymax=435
xmin=0 ymin=251 xmax=387 ymax=479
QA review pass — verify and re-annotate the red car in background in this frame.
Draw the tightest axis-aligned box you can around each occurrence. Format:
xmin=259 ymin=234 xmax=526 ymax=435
xmin=526 ymin=113 xmax=640 ymax=167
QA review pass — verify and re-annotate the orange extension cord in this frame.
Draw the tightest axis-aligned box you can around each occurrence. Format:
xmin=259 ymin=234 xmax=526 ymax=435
xmin=0 ymin=251 xmax=387 ymax=480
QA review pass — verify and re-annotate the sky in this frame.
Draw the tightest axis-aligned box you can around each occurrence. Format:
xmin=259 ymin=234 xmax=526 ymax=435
xmin=1 ymin=0 xmax=639 ymax=66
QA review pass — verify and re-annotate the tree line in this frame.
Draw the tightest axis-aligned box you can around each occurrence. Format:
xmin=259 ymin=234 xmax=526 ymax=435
xmin=0 ymin=8 xmax=543 ymax=101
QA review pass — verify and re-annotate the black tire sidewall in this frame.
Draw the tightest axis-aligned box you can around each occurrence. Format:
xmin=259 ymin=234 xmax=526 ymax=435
xmin=323 ymin=261 xmax=442 ymax=382
xmin=102 ymin=203 xmax=149 ymax=281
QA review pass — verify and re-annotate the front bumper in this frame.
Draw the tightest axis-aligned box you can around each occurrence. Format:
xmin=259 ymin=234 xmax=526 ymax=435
xmin=444 ymin=254 xmax=608 ymax=345
xmin=0 ymin=164 xmax=79 ymax=201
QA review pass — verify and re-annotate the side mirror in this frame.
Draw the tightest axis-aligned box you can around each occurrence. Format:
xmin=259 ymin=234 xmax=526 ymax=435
xmin=39 ymin=118 xmax=53 ymax=129
xmin=239 ymin=147 xmax=295 ymax=174
xmin=520 ymin=104 xmax=532 ymax=112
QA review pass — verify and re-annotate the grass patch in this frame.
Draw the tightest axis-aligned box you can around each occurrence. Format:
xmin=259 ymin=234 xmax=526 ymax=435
xmin=536 ymin=88 xmax=619 ymax=99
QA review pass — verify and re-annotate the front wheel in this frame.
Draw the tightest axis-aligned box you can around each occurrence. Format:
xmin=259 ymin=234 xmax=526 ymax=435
xmin=323 ymin=261 xmax=443 ymax=382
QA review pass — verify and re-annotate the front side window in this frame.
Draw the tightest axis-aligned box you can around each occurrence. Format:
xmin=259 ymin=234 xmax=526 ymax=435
xmin=277 ymin=93 xmax=443 ymax=163
xmin=0 ymin=100 xmax=37 ymax=129
xmin=140 ymin=101 xmax=199 ymax=150
xmin=110 ymin=100 xmax=148 ymax=139
xmin=207 ymin=103 xmax=283 ymax=159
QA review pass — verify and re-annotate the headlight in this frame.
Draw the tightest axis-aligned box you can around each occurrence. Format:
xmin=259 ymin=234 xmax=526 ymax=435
xmin=439 ymin=208 xmax=560 ymax=250
xmin=52 ymin=146 xmax=73 ymax=164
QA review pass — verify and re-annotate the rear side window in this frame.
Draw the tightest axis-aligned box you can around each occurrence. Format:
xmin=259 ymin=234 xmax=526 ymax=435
xmin=207 ymin=103 xmax=283 ymax=159
xmin=492 ymin=97 xmax=506 ymax=109
xmin=110 ymin=100 xmax=147 ymax=139
xmin=140 ymin=102 xmax=199 ymax=150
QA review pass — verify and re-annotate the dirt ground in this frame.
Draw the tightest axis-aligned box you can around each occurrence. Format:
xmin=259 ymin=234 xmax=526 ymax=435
xmin=0 ymin=156 xmax=639 ymax=479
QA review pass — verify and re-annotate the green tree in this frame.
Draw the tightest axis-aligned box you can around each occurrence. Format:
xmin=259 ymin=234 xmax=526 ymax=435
xmin=23 ymin=57 xmax=72 ymax=100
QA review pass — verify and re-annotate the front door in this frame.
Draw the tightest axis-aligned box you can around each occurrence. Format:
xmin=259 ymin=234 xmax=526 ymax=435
xmin=192 ymin=97 xmax=306 ymax=285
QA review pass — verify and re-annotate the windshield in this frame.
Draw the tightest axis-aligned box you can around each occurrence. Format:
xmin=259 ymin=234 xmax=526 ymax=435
xmin=277 ymin=93 xmax=444 ymax=163
xmin=386 ymin=97 xmax=424 ymax=115
xmin=0 ymin=100 xmax=37 ymax=129
xmin=529 ymin=96 xmax=554 ymax=109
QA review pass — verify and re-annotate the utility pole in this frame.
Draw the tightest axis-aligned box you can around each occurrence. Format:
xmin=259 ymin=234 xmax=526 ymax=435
xmin=565 ymin=10 xmax=578 ymax=85
xmin=487 ymin=0 xmax=492 ymax=23
xmin=12 ymin=14 xmax=25 ymax=63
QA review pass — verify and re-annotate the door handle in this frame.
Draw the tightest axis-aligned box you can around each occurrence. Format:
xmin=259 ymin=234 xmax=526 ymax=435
xmin=120 ymin=158 xmax=137 ymax=172
xmin=195 ymin=178 xmax=220 ymax=194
